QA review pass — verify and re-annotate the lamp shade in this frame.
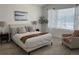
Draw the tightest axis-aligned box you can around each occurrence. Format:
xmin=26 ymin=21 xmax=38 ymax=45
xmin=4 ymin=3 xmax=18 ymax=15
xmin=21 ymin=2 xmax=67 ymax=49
xmin=32 ymin=21 xmax=37 ymax=25
xmin=0 ymin=21 xmax=5 ymax=27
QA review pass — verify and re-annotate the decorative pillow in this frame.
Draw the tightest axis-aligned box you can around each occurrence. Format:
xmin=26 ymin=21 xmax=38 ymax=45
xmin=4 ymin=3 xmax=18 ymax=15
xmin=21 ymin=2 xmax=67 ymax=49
xmin=25 ymin=26 xmax=29 ymax=32
xmin=17 ymin=27 xmax=26 ymax=34
xmin=25 ymin=26 xmax=34 ymax=32
xmin=28 ymin=26 xmax=34 ymax=32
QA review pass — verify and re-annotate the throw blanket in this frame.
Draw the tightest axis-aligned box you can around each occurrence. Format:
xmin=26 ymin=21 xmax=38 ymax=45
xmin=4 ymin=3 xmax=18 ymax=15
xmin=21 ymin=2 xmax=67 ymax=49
xmin=20 ymin=32 xmax=48 ymax=43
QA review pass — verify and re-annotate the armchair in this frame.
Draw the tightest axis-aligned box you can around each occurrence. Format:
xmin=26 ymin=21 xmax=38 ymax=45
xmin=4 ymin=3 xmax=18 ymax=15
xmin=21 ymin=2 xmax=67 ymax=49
xmin=62 ymin=30 xmax=79 ymax=49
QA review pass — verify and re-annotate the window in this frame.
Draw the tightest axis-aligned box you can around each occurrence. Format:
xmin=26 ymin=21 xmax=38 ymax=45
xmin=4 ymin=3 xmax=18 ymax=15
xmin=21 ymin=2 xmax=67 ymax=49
xmin=48 ymin=8 xmax=75 ymax=30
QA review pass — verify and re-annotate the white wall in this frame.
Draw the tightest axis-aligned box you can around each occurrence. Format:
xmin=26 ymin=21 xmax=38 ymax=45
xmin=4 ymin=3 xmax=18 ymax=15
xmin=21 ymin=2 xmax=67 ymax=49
xmin=0 ymin=4 xmax=42 ymax=33
xmin=0 ymin=4 xmax=42 ymax=24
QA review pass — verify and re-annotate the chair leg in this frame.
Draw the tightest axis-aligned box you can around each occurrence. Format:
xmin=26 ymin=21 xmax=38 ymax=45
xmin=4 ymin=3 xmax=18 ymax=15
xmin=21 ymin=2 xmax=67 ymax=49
xmin=62 ymin=42 xmax=63 ymax=45
xmin=27 ymin=52 xmax=31 ymax=55
xmin=0 ymin=39 xmax=2 ymax=46
xmin=51 ymin=42 xmax=53 ymax=46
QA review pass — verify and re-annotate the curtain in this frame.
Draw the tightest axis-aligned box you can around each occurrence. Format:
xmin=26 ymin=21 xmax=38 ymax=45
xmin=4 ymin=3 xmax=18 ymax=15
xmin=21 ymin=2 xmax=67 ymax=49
xmin=48 ymin=9 xmax=57 ymax=28
xmin=48 ymin=8 xmax=75 ymax=30
xmin=74 ymin=5 xmax=79 ymax=30
xmin=57 ymin=8 xmax=74 ymax=30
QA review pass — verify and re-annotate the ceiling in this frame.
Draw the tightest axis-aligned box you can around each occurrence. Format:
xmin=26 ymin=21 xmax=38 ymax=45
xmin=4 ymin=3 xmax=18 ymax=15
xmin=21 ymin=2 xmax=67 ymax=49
xmin=43 ymin=4 xmax=76 ymax=9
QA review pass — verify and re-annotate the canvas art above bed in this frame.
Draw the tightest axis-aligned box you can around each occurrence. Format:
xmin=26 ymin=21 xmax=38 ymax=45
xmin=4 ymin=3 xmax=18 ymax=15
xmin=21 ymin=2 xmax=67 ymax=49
xmin=14 ymin=11 xmax=28 ymax=21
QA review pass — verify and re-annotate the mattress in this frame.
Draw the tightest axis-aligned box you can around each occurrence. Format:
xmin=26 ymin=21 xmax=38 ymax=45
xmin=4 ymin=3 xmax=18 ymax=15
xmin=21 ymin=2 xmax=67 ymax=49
xmin=12 ymin=31 xmax=52 ymax=50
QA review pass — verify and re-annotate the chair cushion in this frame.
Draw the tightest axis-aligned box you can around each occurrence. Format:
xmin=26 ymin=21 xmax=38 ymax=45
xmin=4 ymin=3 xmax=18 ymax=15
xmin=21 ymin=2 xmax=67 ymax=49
xmin=72 ymin=30 xmax=79 ymax=37
xmin=63 ymin=36 xmax=72 ymax=44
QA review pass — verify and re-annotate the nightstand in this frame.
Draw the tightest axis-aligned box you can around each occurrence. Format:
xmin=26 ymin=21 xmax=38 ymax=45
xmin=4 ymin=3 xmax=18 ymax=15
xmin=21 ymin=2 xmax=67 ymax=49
xmin=0 ymin=33 xmax=9 ymax=44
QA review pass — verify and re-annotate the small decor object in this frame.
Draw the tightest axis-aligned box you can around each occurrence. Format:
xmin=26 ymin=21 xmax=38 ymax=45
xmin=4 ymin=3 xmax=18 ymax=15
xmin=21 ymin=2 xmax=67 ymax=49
xmin=39 ymin=16 xmax=48 ymax=24
xmin=36 ymin=29 xmax=39 ymax=31
xmin=14 ymin=11 xmax=28 ymax=21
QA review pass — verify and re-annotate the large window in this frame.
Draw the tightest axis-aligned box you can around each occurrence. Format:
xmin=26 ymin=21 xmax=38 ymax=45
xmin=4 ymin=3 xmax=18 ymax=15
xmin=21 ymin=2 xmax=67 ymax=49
xmin=48 ymin=8 xmax=75 ymax=30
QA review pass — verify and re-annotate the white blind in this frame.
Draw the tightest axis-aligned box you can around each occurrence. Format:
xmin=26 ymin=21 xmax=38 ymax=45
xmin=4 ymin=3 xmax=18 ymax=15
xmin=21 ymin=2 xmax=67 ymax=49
xmin=48 ymin=9 xmax=57 ymax=28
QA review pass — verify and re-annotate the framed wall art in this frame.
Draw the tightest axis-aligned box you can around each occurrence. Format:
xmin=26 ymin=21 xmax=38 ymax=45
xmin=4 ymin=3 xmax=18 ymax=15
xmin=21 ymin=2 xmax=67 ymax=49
xmin=14 ymin=11 xmax=28 ymax=21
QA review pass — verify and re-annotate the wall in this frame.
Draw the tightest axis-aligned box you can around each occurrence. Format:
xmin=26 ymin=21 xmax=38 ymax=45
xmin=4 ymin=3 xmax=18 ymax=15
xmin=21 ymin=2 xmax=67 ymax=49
xmin=0 ymin=4 xmax=42 ymax=33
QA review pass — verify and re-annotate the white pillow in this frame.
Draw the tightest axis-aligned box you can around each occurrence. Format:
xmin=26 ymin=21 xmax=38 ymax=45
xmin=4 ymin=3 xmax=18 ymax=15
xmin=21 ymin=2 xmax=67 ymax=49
xmin=17 ymin=27 xmax=26 ymax=34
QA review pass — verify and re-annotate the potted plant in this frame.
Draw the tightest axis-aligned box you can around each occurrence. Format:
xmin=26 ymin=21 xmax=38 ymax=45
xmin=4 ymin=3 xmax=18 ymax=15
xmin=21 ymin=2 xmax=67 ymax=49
xmin=39 ymin=16 xmax=48 ymax=32
xmin=39 ymin=16 xmax=48 ymax=24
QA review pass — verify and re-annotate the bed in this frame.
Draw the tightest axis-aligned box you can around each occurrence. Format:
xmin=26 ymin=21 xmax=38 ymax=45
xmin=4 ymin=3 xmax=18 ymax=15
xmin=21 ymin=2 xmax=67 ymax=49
xmin=9 ymin=24 xmax=52 ymax=54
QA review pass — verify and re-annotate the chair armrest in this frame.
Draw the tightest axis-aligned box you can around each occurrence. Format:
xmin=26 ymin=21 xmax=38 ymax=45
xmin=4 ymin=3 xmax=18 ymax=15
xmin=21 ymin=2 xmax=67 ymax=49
xmin=62 ymin=34 xmax=72 ymax=37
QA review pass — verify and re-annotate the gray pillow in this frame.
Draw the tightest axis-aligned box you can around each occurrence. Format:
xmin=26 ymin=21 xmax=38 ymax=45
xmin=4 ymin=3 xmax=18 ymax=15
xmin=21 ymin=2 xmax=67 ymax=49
xmin=25 ymin=26 xmax=34 ymax=32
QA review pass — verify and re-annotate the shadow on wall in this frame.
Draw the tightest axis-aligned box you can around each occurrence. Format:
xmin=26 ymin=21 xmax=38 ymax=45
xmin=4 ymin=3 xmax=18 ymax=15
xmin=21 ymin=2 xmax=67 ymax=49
xmin=48 ymin=28 xmax=74 ymax=38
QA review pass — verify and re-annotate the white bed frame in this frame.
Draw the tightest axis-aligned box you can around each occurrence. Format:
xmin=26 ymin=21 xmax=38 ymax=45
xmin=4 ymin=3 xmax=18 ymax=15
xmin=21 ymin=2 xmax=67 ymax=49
xmin=9 ymin=24 xmax=53 ymax=55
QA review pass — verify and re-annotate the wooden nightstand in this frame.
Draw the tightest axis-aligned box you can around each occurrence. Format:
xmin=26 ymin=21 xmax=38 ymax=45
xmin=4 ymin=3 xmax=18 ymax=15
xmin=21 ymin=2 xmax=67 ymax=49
xmin=0 ymin=33 xmax=9 ymax=44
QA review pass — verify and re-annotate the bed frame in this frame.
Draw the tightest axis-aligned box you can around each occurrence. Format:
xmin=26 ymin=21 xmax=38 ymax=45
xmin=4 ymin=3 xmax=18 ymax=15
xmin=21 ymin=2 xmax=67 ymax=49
xmin=12 ymin=40 xmax=52 ymax=55
xmin=9 ymin=24 xmax=53 ymax=55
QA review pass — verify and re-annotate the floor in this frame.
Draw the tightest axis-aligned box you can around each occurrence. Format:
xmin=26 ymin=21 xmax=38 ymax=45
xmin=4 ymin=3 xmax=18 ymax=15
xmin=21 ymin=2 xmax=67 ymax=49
xmin=0 ymin=37 xmax=79 ymax=55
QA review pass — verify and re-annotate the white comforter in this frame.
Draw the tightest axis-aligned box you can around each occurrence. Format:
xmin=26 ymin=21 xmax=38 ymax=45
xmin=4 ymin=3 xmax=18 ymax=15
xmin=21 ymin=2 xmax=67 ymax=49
xmin=13 ymin=31 xmax=52 ymax=48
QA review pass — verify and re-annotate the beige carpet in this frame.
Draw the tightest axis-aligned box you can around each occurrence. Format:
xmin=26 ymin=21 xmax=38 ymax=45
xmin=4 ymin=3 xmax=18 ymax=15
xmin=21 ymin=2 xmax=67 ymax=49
xmin=0 ymin=37 xmax=79 ymax=55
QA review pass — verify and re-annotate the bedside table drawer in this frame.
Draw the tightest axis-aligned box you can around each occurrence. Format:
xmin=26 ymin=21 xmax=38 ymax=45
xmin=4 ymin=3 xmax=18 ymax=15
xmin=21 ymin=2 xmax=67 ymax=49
xmin=0 ymin=33 xmax=9 ymax=43
xmin=1 ymin=35 xmax=8 ymax=38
